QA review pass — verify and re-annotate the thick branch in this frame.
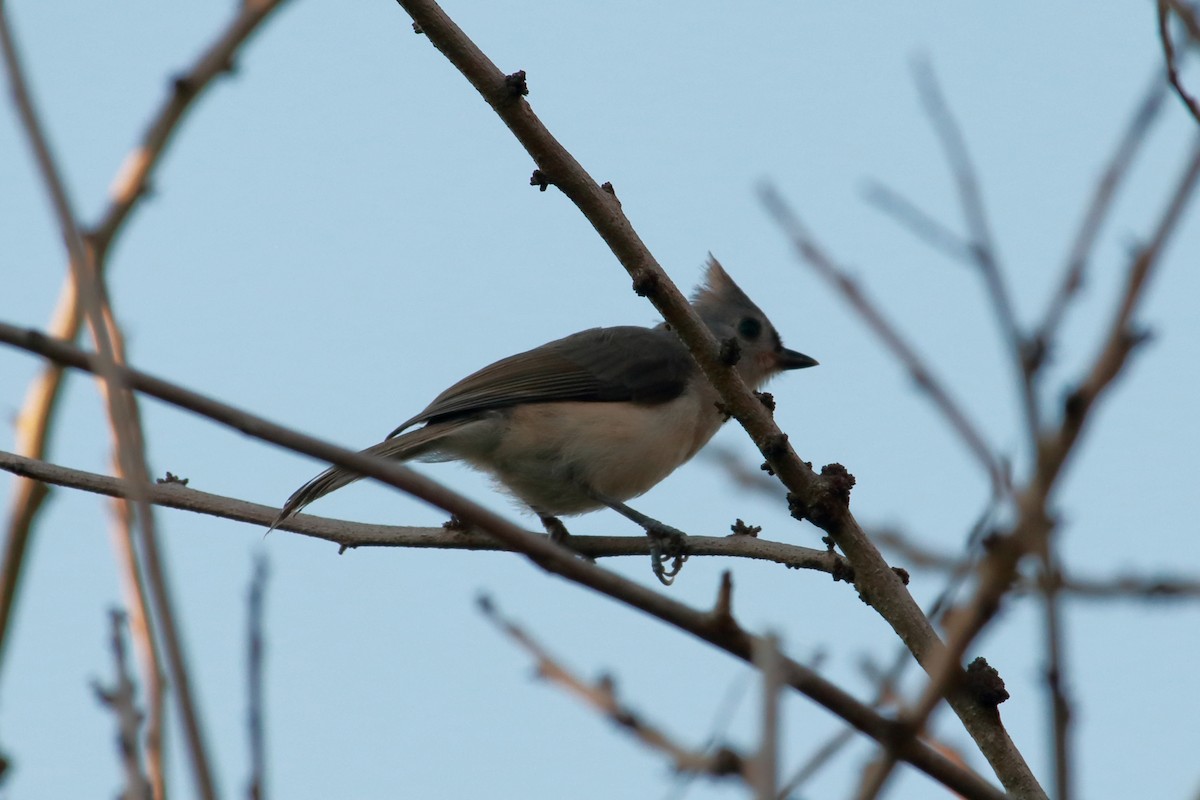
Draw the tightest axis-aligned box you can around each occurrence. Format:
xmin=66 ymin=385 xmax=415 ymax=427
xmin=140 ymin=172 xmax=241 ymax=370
xmin=890 ymin=135 xmax=1200 ymax=789
xmin=0 ymin=324 xmax=1004 ymax=800
xmin=391 ymin=2 xmax=1039 ymax=792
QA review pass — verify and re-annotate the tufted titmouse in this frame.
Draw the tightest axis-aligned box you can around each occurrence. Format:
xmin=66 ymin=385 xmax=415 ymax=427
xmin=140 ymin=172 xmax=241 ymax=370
xmin=272 ymin=257 xmax=816 ymax=543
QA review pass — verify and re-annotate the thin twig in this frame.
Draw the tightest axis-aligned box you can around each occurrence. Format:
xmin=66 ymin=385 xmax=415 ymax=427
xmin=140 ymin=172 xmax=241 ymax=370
xmin=875 ymin=525 xmax=1200 ymax=600
xmin=1168 ymin=0 xmax=1200 ymax=40
xmin=1034 ymin=73 xmax=1169 ymax=366
xmin=93 ymin=609 xmax=151 ymax=800
xmin=863 ymin=180 xmax=976 ymax=265
xmin=478 ymin=594 xmax=748 ymax=781
xmin=913 ymin=57 xmax=1040 ymax=443
xmin=0 ymin=324 xmax=1006 ymax=800
xmin=760 ymin=186 xmax=1008 ymax=498
xmin=0 ymin=278 xmax=76 ymax=674
xmin=1159 ymin=0 xmax=1200 ymax=126
xmin=106 ymin=495 xmax=165 ymax=800
xmin=88 ymin=0 xmax=292 ymax=260
xmin=247 ymin=555 xmax=268 ymax=800
xmin=1039 ymin=545 xmax=1072 ymax=800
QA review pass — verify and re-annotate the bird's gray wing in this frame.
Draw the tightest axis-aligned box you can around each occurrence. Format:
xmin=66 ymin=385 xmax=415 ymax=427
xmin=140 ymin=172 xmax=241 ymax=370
xmin=388 ymin=326 xmax=693 ymax=437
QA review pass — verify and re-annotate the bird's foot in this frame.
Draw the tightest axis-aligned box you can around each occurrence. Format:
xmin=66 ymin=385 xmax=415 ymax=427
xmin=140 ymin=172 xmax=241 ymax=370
xmin=539 ymin=515 xmax=571 ymax=544
xmin=645 ymin=522 xmax=689 ymax=586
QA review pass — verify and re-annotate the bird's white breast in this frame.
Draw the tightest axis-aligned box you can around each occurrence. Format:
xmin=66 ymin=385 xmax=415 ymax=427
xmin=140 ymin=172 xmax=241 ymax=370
xmin=451 ymin=383 xmax=726 ymax=516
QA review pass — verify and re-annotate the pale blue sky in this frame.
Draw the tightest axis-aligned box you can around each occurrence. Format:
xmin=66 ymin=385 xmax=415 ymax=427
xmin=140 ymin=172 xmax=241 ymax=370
xmin=2 ymin=2 xmax=1198 ymax=798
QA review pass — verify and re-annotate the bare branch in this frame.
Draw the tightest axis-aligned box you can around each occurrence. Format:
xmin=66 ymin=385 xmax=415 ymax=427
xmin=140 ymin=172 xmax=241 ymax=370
xmin=913 ymin=57 xmax=1040 ymax=441
xmin=0 ymin=447 xmax=851 ymax=575
xmin=875 ymin=136 xmax=1200 ymax=796
xmin=0 ymin=0 xmax=290 ymax=696
xmin=388 ymin=6 xmax=1037 ymax=790
xmin=1168 ymin=0 xmax=1200 ymax=39
xmin=1034 ymin=74 xmax=1169 ymax=364
xmin=106 ymin=495 xmax=165 ymax=800
xmin=88 ymin=0 xmax=293 ymax=260
xmin=1039 ymin=548 xmax=1073 ymax=800
xmin=0 ymin=11 xmax=217 ymax=797
xmin=875 ymin=526 xmax=1200 ymax=600
xmin=752 ymin=634 xmax=783 ymax=799
xmin=863 ymin=180 xmax=976 ymax=265
xmin=1066 ymin=138 xmax=1200 ymax=434
xmin=0 ymin=279 xmax=75 ymax=672
xmin=92 ymin=609 xmax=151 ymax=800
xmin=479 ymin=594 xmax=748 ymax=781
xmin=1159 ymin=0 xmax=1200 ymax=126
xmin=760 ymin=186 xmax=1009 ymax=498
xmin=0 ymin=321 xmax=1006 ymax=800
xmin=246 ymin=555 xmax=268 ymax=800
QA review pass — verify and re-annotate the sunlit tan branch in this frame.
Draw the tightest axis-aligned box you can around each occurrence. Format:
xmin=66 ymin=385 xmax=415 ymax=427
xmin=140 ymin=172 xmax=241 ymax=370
xmin=0 ymin=2 xmax=292 ymax=685
xmin=106 ymin=495 xmax=164 ymax=799
xmin=0 ymin=13 xmax=215 ymax=798
xmin=88 ymin=0 xmax=291 ymax=259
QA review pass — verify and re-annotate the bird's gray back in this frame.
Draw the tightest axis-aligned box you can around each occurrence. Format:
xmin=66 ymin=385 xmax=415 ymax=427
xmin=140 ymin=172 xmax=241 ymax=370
xmin=388 ymin=326 xmax=695 ymax=438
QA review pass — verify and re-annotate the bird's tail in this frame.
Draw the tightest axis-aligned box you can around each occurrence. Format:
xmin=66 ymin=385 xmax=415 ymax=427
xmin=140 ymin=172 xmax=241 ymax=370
xmin=268 ymin=420 xmax=469 ymax=531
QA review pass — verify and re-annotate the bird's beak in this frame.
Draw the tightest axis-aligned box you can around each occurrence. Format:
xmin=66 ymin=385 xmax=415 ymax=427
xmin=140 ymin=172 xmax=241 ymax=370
xmin=776 ymin=348 xmax=819 ymax=370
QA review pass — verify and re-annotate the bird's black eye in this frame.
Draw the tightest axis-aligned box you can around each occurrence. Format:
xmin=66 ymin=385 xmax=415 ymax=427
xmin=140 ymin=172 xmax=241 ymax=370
xmin=738 ymin=317 xmax=762 ymax=340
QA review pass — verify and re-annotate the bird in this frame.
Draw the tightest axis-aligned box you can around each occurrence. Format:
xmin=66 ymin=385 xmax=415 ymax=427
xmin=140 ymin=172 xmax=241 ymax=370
xmin=271 ymin=257 xmax=816 ymax=552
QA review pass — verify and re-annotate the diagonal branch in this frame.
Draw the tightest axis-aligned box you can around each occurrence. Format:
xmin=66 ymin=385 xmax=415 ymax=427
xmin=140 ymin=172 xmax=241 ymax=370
xmin=0 ymin=324 xmax=1006 ymax=800
xmin=1159 ymin=0 xmax=1200 ymax=126
xmin=479 ymin=594 xmax=750 ymax=782
xmin=913 ymin=58 xmax=1040 ymax=443
xmin=865 ymin=135 xmax=1200 ymax=797
xmin=863 ymin=180 xmax=976 ymax=265
xmin=88 ymin=0 xmax=292 ymax=260
xmin=0 ymin=12 xmax=217 ymax=799
xmin=0 ymin=0 xmax=291 ymax=691
xmin=760 ymin=187 xmax=1009 ymax=498
xmin=1033 ymin=73 xmax=1169 ymax=364
xmin=390 ymin=2 xmax=1040 ymax=793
